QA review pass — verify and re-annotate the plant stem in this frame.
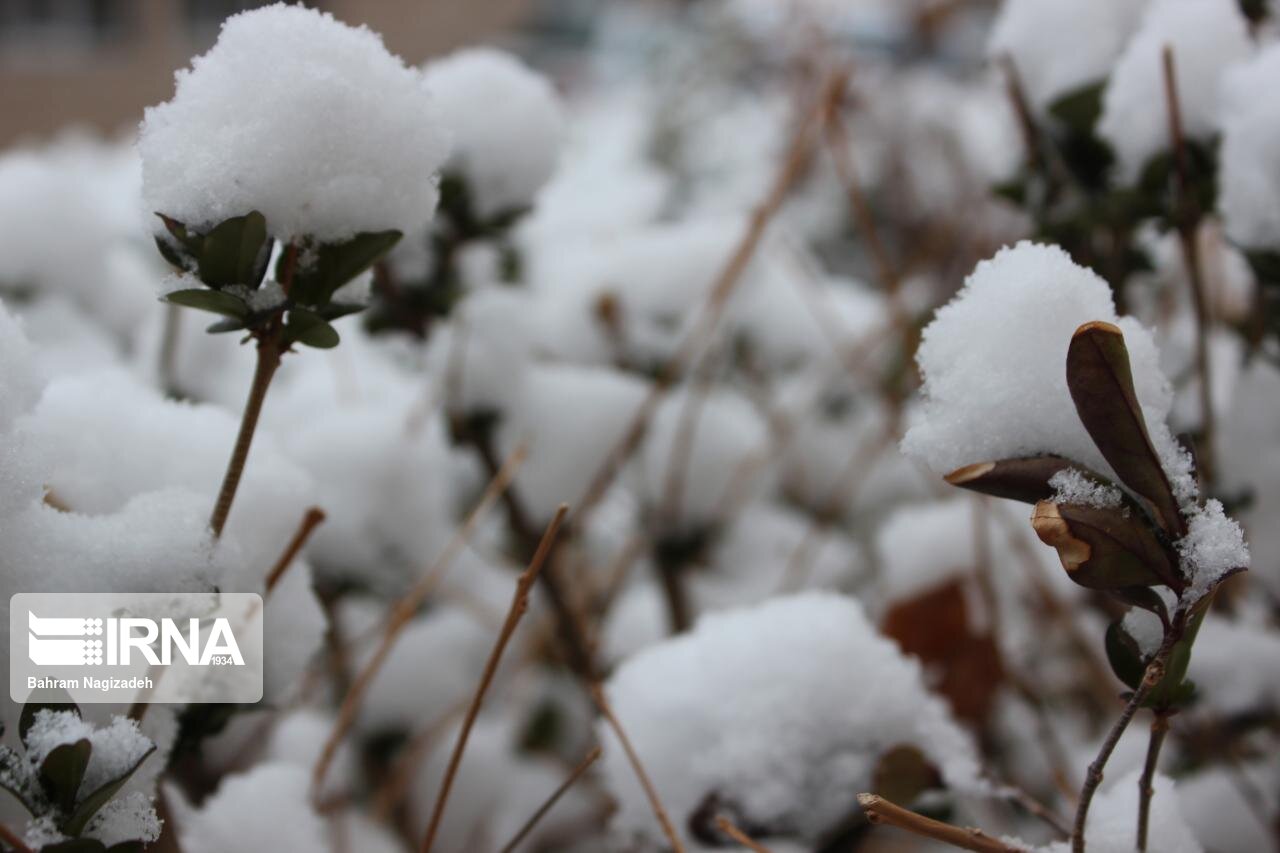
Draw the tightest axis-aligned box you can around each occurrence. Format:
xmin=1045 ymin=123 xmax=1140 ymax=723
xmin=1162 ymin=45 xmax=1215 ymax=482
xmin=498 ymin=745 xmax=602 ymax=853
xmin=857 ymin=794 xmax=1025 ymax=853
xmin=715 ymin=815 xmax=774 ymax=853
xmin=420 ymin=506 xmax=567 ymax=853
xmin=158 ymin=302 xmax=182 ymax=397
xmin=1136 ymin=714 xmax=1170 ymax=851
xmin=209 ymin=331 xmax=282 ymax=538
xmin=1072 ymin=637 xmax=1176 ymax=853
xmin=265 ymin=506 xmax=326 ymax=595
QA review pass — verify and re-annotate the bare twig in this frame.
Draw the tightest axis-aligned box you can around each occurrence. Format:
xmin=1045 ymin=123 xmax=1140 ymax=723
xmin=1072 ymin=634 xmax=1177 ymax=853
xmin=590 ymin=683 xmax=686 ymax=853
xmin=573 ymin=68 xmax=845 ymax=522
xmin=1136 ymin=713 xmax=1170 ymax=851
xmin=858 ymin=793 xmax=1026 ymax=852
xmin=497 ymin=745 xmax=603 ymax=853
xmin=715 ymin=815 xmax=774 ymax=853
xmin=421 ymin=505 xmax=569 ymax=852
xmin=313 ymin=444 xmax=526 ymax=797
xmin=1161 ymin=45 xmax=1216 ymax=482
xmin=265 ymin=506 xmax=326 ymax=595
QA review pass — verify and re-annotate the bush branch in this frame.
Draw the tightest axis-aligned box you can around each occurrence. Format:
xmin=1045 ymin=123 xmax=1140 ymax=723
xmin=857 ymin=793 xmax=1026 ymax=852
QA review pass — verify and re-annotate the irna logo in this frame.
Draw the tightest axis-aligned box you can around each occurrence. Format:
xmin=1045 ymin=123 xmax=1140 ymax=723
xmin=27 ymin=611 xmax=245 ymax=667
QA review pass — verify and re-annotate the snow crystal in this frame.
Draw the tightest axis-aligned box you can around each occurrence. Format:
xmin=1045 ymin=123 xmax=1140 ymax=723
xmin=987 ymin=0 xmax=1147 ymax=110
xmin=423 ymin=47 xmax=565 ymax=219
xmin=1177 ymin=499 xmax=1249 ymax=600
xmin=1048 ymin=468 xmax=1123 ymax=509
xmin=1098 ymin=0 xmax=1251 ymax=183
xmin=599 ymin=592 xmax=981 ymax=849
xmin=139 ymin=3 xmax=448 ymax=241
xmin=24 ymin=711 xmax=153 ymax=796
xmin=86 ymin=790 xmax=162 ymax=847
xmin=1219 ymin=43 xmax=1280 ymax=249
xmin=1121 ymin=608 xmax=1164 ymax=658
xmin=179 ymin=763 xmax=327 ymax=853
xmin=902 ymin=242 xmax=1174 ymax=485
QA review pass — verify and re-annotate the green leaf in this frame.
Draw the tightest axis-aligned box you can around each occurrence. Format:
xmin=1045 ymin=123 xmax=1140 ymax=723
xmin=283 ymin=306 xmax=340 ymax=349
xmin=1031 ymin=500 xmax=1181 ymax=591
xmin=317 ymin=301 xmax=366 ymax=322
xmin=157 ymin=214 xmax=202 ymax=256
xmin=1066 ymin=321 xmax=1185 ymax=537
xmin=40 ymin=840 xmax=108 ymax=853
xmin=288 ymin=230 xmax=401 ymax=307
xmin=1146 ymin=601 xmax=1210 ymax=710
xmin=1048 ymin=82 xmax=1105 ymax=134
xmin=206 ymin=317 xmax=247 ymax=334
xmin=62 ymin=744 xmax=155 ymax=837
xmin=20 ymin=697 xmax=79 ymax=748
xmin=163 ymin=289 xmax=250 ymax=319
xmin=197 ymin=211 xmax=271 ymax=289
xmin=153 ymin=235 xmax=195 ymax=273
xmin=1105 ymin=620 xmax=1145 ymax=690
xmin=944 ymin=455 xmax=1106 ymax=504
xmin=39 ymin=739 xmax=91 ymax=814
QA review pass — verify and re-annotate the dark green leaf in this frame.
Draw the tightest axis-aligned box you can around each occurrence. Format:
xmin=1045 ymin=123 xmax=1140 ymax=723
xmin=197 ymin=211 xmax=270 ymax=289
xmin=1066 ymin=321 xmax=1185 ymax=537
xmin=944 ymin=455 xmax=1107 ymax=504
xmin=157 ymin=214 xmax=202 ymax=255
xmin=1112 ymin=586 xmax=1170 ymax=624
xmin=62 ymin=745 xmax=155 ymax=837
xmin=206 ymin=317 xmax=247 ymax=334
xmin=41 ymin=840 xmax=107 ymax=853
xmin=1105 ymin=620 xmax=1145 ymax=690
xmin=153 ymin=235 xmax=196 ymax=272
xmin=288 ymin=231 xmax=401 ymax=307
xmin=1048 ymin=82 xmax=1105 ymax=134
xmin=1031 ymin=500 xmax=1181 ymax=591
xmin=283 ymin=306 xmax=339 ymax=349
xmin=163 ymin=289 xmax=250 ymax=319
xmin=317 ymin=301 xmax=366 ymax=322
xmin=39 ymin=739 xmax=91 ymax=813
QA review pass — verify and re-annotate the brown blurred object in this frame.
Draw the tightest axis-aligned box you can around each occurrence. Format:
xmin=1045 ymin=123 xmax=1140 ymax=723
xmin=881 ymin=578 xmax=1005 ymax=725
xmin=0 ymin=0 xmax=530 ymax=147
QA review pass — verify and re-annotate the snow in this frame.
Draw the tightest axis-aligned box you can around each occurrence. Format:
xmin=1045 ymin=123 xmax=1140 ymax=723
xmin=1177 ymin=499 xmax=1249 ymax=600
xmin=1098 ymin=0 xmax=1252 ymax=183
xmin=1121 ymin=607 xmax=1164 ymax=657
xmin=1219 ymin=42 xmax=1280 ymax=249
xmin=599 ymin=592 xmax=981 ymax=849
xmin=179 ymin=763 xmax=328 ymax=853
xmin=422 ymin=47 xmax=565 ymax=219
xmin=24 ymin=710 xmax=153 ymax=795
xmin=902 ymin=242 xmax=1174 ymax=484
xmin=85 ymin=790 xmax=163 ymax=847
xmin=987 ymin=0 xmax=1148 ymax=110
xmin=639 ymin=385 xmax=771 ymax=530
xmin=0 ymin=298 xmax=41 ymax=433
xmin=1048 ymin=468 xmax=1123 ymax=509
xmin=138 ymin=3 xmax=448 ymax=241
xmin=1041 ymin=770 xmax=1201 ymax=852
xmin=499 ymin=363 xmax=651 ymax=523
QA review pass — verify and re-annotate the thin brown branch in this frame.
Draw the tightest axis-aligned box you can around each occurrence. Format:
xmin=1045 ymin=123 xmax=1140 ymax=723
xmin=1161 ymin=44 xmax=1215 ymax=483
xmin=858 ymin=793 xmax=1026 ymax=852
xmin=312 ymin=444 xmax=527 ymax=797
xmin=497 ymin=745 xmax=603 ymax=853
xmin=420 ymin=505 xmax=569 ymax=853
xmin=1136 ymin=713 xmax=1170 ymax=851
xmin=573 ymin=68 xmax=845 ymax=522
xmin=210 ymin=331 xmax=282 ymax=538
xmin=0 ymin=822 xmax=34 ymax=853
xmin=1072 ymin=633 xmax=1178 ymax=853
xmin=265 ymin=506 xmax=326 ymax=595
xmin=715 ymin=815 xmax=774 ymax=853
xmin=590 ymin=682 xmax=686 ymax=853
